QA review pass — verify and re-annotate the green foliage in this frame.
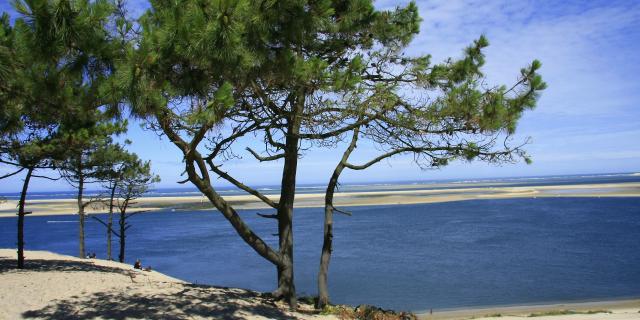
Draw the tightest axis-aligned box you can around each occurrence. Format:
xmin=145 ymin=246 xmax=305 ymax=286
xmin=109 ymin=1 xmax=546 ymax=308
xmin=1 ymin=0 xmax=128 ymax=175
xmin=117 ymin=157 xmax=160 ymax=200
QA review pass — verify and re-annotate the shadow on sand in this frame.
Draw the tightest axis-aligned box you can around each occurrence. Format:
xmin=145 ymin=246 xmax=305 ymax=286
xmin=0 ymin=257 xmax=131 ymax=275
xmin=21 ymin=284 xmax=300 ymax=320
xmin=1 ymin=257 xmax=302 ymax=319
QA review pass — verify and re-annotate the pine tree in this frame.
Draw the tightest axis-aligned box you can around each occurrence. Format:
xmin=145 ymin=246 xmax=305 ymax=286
xmin=4 ymin=0 xmax=127 ymax=260
xmin=58 ymin=125 xmax=126 ymax=259
xmin=115 ymin=0 xmax=545 ymax=309
xmin=113 ymin=159 xmax=159 ymax=263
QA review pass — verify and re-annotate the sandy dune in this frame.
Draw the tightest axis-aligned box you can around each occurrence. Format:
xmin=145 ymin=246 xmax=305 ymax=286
xmin=0 ymin=249 xmax=335 ymax=320
xmin=1 ymin=182 xmax=639 ymax=218
xmin=1 ymin=250 xmax=639 ymax=319
xmin=418 ymin=299 xmax=640 ymax=319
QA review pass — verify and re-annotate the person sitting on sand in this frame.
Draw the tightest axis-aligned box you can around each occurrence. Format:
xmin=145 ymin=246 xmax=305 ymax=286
xmin=134 ymin=259 xmax=142 ymax=269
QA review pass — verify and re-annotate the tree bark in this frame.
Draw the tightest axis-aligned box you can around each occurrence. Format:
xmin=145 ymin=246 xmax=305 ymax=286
xmin=118 ymin=208 xmax=126 ymax=263
xmin=273 ymin=94 xmax=304 ymax=309
xmin=107 ymin=182 xmax=117 ymax=260
xmin=156 ymin=111 xmax=283 ymax=269
xmin=317 ymin=128 xmax=359 ymax=308
xmin=17 ymin=167 xmax=34 ymax=269
xmin=317 ymin=205 xmax=334 ymax=308
xmin=77 ymin=157 xmax=85 ymax=259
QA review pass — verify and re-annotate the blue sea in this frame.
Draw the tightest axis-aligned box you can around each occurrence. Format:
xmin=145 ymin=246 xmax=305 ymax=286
xmin=1 ymin=173 xmax=640 ymax=312
xmin=1 ymin=172 xmax=639 ymax=200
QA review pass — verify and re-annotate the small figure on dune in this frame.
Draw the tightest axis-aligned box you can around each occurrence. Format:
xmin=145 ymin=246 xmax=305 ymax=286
xmin=133 ymin=259 xmax=152 ymax=271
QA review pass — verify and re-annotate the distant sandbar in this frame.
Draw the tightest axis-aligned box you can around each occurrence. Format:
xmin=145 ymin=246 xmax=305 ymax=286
xmin=1 ymin=182 xmax=639 ymax=218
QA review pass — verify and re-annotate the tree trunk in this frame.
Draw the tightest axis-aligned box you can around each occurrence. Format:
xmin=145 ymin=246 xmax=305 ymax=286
xmin=107 ymin=183 xmax=117 ymax=260
xmin=317 ymin=129 xmax=358 ymax=308
xmin=17 ymin=167 xmax=34 ymax=269
xmin=317 ymin=206 xmax=333 ymax=308
xmin=77 ymin=160 xmax=85 ymax=258
xmin=118 ymin=209 xmax=125 ymax=263
xmin=273 ymin=94 xmax=304 ymax=310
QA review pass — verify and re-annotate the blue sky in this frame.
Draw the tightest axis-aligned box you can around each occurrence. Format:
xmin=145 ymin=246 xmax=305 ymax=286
xmin=1 ymin=0 xmax=639 ymax=192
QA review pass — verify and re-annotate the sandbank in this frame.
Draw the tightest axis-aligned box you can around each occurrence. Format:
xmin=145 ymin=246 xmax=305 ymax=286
xmin=1 ymin=182 xmax=639 ymax=217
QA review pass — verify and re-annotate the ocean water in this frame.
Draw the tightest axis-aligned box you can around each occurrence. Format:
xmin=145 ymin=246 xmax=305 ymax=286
xmin=1 ymin=197 xmax=639 ymax=311
xmin=1 ymin=172 xmax=639 ymax=200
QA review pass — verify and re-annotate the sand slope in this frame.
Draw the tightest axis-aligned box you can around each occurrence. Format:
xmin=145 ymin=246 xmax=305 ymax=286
xmin=0 ymin=249 xmax=335 ymax=320
xmin=418 ymin=299 xmax=640 ymax=319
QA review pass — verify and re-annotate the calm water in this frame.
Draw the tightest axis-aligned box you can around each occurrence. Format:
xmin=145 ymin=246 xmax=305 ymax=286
xmin=1 ymin=198 xmax=640 ymax=311
xmin=2 ymin=172 xmax=639 ymax=200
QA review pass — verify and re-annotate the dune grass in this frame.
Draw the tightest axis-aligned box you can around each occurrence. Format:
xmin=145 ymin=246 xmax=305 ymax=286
xmin=527 ymin=309 xmax=611 ymax=317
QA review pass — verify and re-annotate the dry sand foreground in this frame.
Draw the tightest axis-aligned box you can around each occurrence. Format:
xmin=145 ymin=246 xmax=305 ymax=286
xmin=418 ymin=300 xmax=640 ymax=320
xmin=0 ymin=249 xmax=335 ymax=320
xmin=1 ymin=182 xmax=639 ymax=217
xmin=1 ymin=250 xmax=639 ymax=320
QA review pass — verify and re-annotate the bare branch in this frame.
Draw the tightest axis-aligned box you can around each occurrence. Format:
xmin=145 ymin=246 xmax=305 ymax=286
xmin=207 ymin=159 xmax=279 ymax=209
xmin=246 ymin=147 xmax=285 ymax=162
xmin=256 ymin=212 xmax=278 ymax=219
xmin=331 ymin=206 xmax=352 ymax=216
xmin=125 ymin=210 xmax=151 ymax=219
xmin=0 ymin=168 xmax=25 ymax=180
xmin=91 ymin=216 xmax=122 ymax=238
xmin=31 ymin=174 xmax=61 ymax=181
xmin=344 ymin=147 xmax=420 ymax=170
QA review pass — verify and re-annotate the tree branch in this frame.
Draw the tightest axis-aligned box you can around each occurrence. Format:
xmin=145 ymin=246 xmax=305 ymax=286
xmin=331 ymin=205 xmax=352 ymax=216
xmin=256 ymin=212 xmax=278 ymax=219
xmin=0 ymin=168 xmax=24 ymax=180
xmin=246 ymin=147 xmax=285 ymax=162
xmin=31 ymin=174 xmax=61 ymax=181
xmin=344 ymin=147 xmax=419 ymax=170
xmin=91 ymin=216 xmax=122 ymax=238
xmin=207 ymin=159 xmax=279 ymax=209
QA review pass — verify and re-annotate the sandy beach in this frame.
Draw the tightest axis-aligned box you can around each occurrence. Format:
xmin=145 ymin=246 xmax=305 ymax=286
xmin=1 ymin=250 xmax=639 ymax=320
xmin=1 ymin=182 xmax=639 ymax=217
xmin=0 ymin=249 xmax=335 ymax=320
xmin=417 ymin=299 xmax=640 ymax=319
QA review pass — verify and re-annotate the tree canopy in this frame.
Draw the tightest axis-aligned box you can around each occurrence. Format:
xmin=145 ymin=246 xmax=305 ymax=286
xmin=105 ymin=0 xmax=546 ymax=309
xmin=0 ymin=0 xmax=545 ymax=309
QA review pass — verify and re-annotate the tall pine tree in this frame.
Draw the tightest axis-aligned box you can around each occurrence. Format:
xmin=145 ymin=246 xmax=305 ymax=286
xmin=115 ymin=0 xmax=545 ymax=309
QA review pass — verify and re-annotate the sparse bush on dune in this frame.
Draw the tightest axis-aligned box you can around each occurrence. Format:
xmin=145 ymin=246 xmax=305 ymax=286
xmin=322 ymin=304 xmax=417 ymax=320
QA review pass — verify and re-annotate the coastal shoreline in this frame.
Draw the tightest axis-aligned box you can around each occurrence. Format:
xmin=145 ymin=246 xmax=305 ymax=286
xmin=0 ymin=249 xmax=332 ymax=320
xmin=1 ymin=249 xmax=639 ymax=319
xmin=417 ymin=298 xmax=640 ymax=319
xmin=1 ymin=181 xmax=639 ymax=218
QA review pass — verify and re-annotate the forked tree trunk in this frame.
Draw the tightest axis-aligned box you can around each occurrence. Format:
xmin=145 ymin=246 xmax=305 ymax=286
xmin=155 ymin=111 xmax=291 ymax=306
xmin=17 ymin=167 xmax=34 ymax=269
